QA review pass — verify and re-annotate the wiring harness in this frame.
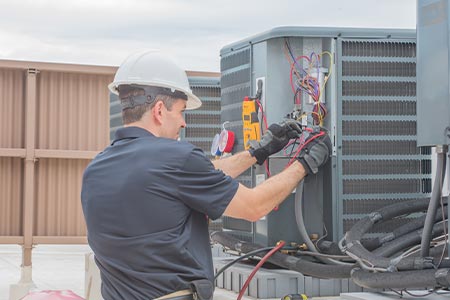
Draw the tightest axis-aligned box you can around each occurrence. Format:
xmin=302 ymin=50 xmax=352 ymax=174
xmin=284 ymin=38 xmax=332 ymax=126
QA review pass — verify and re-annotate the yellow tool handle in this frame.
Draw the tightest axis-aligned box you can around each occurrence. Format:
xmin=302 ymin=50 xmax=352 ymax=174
xmin=281 ymin=294 xmax=308 ymax=300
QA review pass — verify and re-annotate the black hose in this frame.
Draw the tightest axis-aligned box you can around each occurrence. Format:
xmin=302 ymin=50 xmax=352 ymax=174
xmin=345 ymin=198 xmax=430 ymax=242
xmin=359 ymin=238 xmax=382 ymax=251
xmin=391 ymin=205 xmax=446 ymax=241
xmin=346 ymin=202 xmax=447 ymax=254
xmin=373 ymin=221 xmax=447 ymax=258
xmin=344 ymin=200 xmax=447 ymax=258
xmin=421 ymin=148 xmax=447 ymax=257
xmin=343 ymin=198 xmax=436 ymax=270
xmin=210 ymin=231 xmax=354 ymax=279
xmin=411 ymin=244 xmax=448 ymax=260
xmin=317 ymin=238 xmax=381 ymax=254
xmin=316 ymin=240 xmax=344 ymax=255
xmin=351 ymin=268 xmax=450 ymax=289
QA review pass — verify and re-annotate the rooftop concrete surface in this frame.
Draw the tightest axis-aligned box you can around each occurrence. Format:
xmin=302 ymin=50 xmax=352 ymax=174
xmin=4 ymin=245 xmax=441 ymax=300
xmin=0 ymin=244 xmax=343 ymax=300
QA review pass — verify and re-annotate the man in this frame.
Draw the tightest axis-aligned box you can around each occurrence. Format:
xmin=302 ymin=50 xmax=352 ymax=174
xmin=81 ymin=50 xmax=331 ymax=300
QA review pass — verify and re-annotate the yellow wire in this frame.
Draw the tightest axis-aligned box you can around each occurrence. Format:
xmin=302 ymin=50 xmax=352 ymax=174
xmin=306 ymin=110 xmax=323 ymax=125
xmin=318 ymin=51 xmax=333 ymax=104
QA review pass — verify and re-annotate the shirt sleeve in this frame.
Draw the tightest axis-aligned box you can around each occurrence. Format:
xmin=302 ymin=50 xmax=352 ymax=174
xmin=177 ymin=148 xmax=239 ymax=220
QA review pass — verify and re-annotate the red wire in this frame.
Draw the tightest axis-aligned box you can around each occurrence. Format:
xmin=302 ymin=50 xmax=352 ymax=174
xmin=289 ymin=59 xmax=302 ymax=94
xmin=236 ymin=241 xmax=286 ymax=300
xmin=255 ymin=99 xmax=271 ymax=177
xmin=287 ymin=131 xmax=325 ymax=166
xmin=289 ymin=55 xmax=312 ymax=106
xmin=264 ymin=161 xmax=271 ymax=177
xmin=255 ymin=100 xmax=268 ymax=130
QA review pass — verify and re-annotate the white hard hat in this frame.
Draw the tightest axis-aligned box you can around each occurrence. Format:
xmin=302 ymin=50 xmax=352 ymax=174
xmin=109 ymin=50 xmax=202 ymax=110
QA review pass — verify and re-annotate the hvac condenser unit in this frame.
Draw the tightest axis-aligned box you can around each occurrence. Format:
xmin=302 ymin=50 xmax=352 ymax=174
xmin=220 ymin=27 xmax=432 ymax=246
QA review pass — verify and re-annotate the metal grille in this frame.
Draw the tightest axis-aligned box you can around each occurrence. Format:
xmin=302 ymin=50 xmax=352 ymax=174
xmin=337 ymin=38 xmax=432 ymax=237
xmin=343 ymin=179 xmax=431 ymax=194
xmin=342 ymin=100 xmax=416 ymax=115
xmin=221 ymin=47 xmax=251 ymax=166
xmin=182 ymin=77 xmax=222 ymax=158
xmin=342 ymin=140 xmax=431 ymax=155
xmin=184 ymin=127 xmax=219 ymax=138
xmin=342 ymin=81 xmax=416 ymax=97
xmin=221 ymin=48 xmax=250 ymax=71
xmin=342 ymin=61 xmax=416 ymax=77
xmin=343 ymin=198 xmax=421 ymax=214
xmin=342 ymin=159 xmax=431 ymax=175
xmin=342 ymin=120 xmax=417 ymax=136
xmin=184 ymin=114 xmax=220 ymax=125
xmin=191 ymin=86 xmax=221 ymax=98
xmin=190 ymin=100 xmax=220 ymax=111
xmin=220 ymin=47 xmax=253 ymax=235
xmin=341 ymin=41 xmax=416 ymax=57
xmin=343 ymin=217 xmax=417 ymax=233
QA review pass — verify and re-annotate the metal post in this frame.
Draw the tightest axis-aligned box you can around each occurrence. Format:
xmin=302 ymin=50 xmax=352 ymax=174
xmin=10 ymin=68 xmax=39 ymax=300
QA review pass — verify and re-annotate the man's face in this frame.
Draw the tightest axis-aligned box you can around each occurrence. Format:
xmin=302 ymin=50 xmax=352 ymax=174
xmin=160 ymin=99 xmax=187 ymax=140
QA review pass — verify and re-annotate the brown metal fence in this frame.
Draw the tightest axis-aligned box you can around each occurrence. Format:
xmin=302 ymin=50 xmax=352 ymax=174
xmin=0 ymin=60 xmax=115 ymax=267
xmin=0 ymin=59 xmax=219 ymax=270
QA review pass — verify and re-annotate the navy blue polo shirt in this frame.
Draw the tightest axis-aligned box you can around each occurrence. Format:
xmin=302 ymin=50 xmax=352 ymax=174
xmin=81 ymin=127 xmax=239 ymax=300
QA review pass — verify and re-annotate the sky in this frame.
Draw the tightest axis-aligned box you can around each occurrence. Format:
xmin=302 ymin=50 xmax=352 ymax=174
xmin=0 ymin=0 xmax=416 ymax=72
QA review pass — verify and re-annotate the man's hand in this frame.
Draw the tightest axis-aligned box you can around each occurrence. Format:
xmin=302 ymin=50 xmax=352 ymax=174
xmin=249 ymin=120 xmax=302 ymax=165
xmin=297 ymin=130 xmax=332 ymax=175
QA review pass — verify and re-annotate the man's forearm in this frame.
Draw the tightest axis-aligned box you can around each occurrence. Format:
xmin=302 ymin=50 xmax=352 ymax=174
xmin=251 ymin=161 xmax=306 ymax=217
xmin=211 ymin=151 xmax=256 ymax=178
xmin=223 ymin=160 xmax=307 ymax=221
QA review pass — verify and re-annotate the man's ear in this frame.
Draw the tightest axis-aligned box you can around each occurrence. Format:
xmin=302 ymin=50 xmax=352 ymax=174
xmin=152 ymin=100 xmax=164 ymax=124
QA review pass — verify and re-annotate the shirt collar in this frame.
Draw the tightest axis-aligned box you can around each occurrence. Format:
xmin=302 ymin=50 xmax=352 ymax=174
xmin=112 ymin=127 xmax=154 ymax=144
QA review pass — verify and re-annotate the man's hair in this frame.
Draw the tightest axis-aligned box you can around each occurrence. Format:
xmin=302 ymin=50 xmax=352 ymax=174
xmin=119 ymin=86 xmax=178 ymax=124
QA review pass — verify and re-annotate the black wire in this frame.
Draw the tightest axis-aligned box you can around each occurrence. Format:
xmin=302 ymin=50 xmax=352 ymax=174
xmin=285 ymin=39 xmax=296 ymax=62
xmin=214 ymin=247 xmax=275 ymax=280
xmin=288 ymin=140 xmax=299 ymax=158
xmin=388 ymin=288 xmax=403 ymax=297
xmin=389 ymin=288 xmax=440 ymax=298
xmin=294 ymin=88 xmax=301 ymax=104
xmin=402 ymin=289 xmax=435 ymax=297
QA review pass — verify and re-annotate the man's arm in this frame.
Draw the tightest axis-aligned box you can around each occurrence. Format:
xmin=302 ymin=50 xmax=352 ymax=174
xmin=211 ymin=151 xmax=256 ymax=178
xmin=223 ymin=132 xmax=331 ymax=222
xmin=223 ymin=160 xmax=306 ymax=221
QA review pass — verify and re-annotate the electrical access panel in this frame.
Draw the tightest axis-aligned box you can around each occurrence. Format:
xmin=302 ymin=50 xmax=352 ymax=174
xmin=417 ymin=0 xmax=450 ymax=147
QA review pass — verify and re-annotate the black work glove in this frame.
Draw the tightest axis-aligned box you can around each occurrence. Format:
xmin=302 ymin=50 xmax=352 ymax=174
xmin=249 ymin=120 xmax=302 ymax=165
xmin=297 ymin=129 xmax=332 ymax=175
